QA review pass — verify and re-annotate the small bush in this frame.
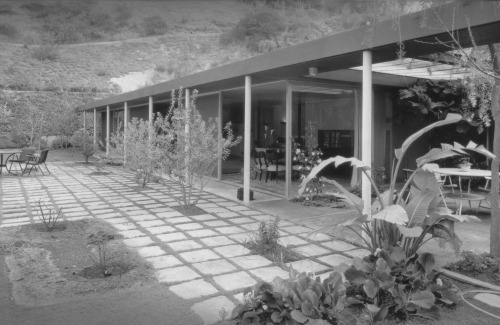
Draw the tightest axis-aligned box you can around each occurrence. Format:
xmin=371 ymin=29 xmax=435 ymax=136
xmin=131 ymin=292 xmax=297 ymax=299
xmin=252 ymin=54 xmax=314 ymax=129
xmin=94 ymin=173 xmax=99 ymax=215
xmin=255 ymin=218 xmax=280 ymax=252
xmin=155 ymin=64 xmax=167 ymax=73
xmin=0 ymin=23 xmax=18 ymax=38
xmin=31 ymin=199 xmax=62 ymax=232
xmin=0 ymin=4 xmax=14 ymax=15
xmin=71 ymin=128 xmax=97 ymax=163
xmin=115 ymin=4 xmax=132 ymax=27
xmin=21 ymin=2 xmax=46 ymax=13
xmin=96 ymin=70 xmax=108 ymax=77
xmin=44 ymin=19 xmax=82 ymax=44
xmin=31 ymin=42 xmax=59 ymax=61
xmin=220 ymin=9 xmax=286 ymax=52
xmin=86 ymin=222 xmax=116 ymax=276
xmin=142 ymin=15 xmax=167 ymax=36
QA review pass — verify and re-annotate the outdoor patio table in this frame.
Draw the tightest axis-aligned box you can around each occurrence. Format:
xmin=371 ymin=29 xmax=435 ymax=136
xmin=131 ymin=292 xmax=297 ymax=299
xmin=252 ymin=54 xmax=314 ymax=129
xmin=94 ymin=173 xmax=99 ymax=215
xmin=434 ymin=168 xmax=494 ymax=215
xmin=0 ymin=149 xmax=21 ymax=175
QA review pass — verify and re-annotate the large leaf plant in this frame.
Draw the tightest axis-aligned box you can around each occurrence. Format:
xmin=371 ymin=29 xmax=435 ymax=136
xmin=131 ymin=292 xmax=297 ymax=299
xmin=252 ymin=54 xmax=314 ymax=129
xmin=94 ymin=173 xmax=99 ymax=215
xmin=300 ymin=113 xmax=494 ymax=258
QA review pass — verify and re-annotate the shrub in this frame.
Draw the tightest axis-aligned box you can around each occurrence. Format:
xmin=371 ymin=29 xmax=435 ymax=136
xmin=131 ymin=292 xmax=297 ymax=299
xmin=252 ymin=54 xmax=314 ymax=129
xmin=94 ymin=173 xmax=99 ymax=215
xmin=0 ymin=4 xmax=14 ymax=15
xmin=254 ymin=218 xmax=280 ymax=253
xmin=43 ymin=18 xmax=82 ymax=44
xmin=96 ymin=70 xmax=108 ymax=77
xmin=142 ymin=15 xmax=167 ymax=36
xmin=220 ymin=9 xmax=286 ymax=52
xmin=31 ymin=199 xmax=62 ymax=232
xmin=450 ymin=250 xmax=500 ymax=273
xmin=344 ymin=249 xmax=459 ymax=322
xmin=71 ymin=128 xmax=97 ymax=163
xmin=115 ymin=4 xmax=132 ymax=27
xmin=86 ymin=222 xmax=116 ymax=276
xmin=232 ymin=269 xmax=346 ymax=324
xmin=31 ymin=34 xmax=59 ymax=61
xmin=0 ymin=23 xmax=18 ymax=38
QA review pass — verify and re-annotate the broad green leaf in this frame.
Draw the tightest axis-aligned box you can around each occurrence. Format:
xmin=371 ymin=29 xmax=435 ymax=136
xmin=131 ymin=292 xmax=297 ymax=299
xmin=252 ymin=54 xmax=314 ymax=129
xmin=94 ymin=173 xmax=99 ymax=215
xmin=416 ymin=148 xmax=460 ymax=167
xmin=363 ymin=278 xmax=380 ymax=299
xmin=409 ymin=290 xmax=436 ymax=309
xmin=405 ymin=190 xmax=436 ymax=226
xmin=376 ymin=258 xmax=389 ymax=273
xmin=307 ymin=319 xmax=331 ymax=325
xmin=418 ymin=252 xmax=436 ymax=274
xmin=373 ymin=304 xmax=389 ymax=322
xmin=366 ymin=304 xmax=380 ymax=314
xmin=395 ymin=113 xmax=462 ymax=159
xmin=397 ymin=225 xmax=423 ymax=238
xmin=411 ymin=169 xmax=441 ymax=194
xmin=415 ymin=305 xmax=441 ymax=320
xmin=464 ymin=141 xmax=495 ymax=159
xmin=301 ymin=301 xmax=315 ymax=317
xmin=270 ymin=311 xmax=283 ymax=323
xmin=290 ymin=310 xmax=308 ymax=323
xmin=372 ymin=205 xmax=408 ymax=225
xmin=345 ymin=268 xmax=368 ymax=285
xmin=302 ymin=289 xmax=320 ymax=307
xmin=298 ymin=156 xmax=369 ymax=196
xmin=426 ymin=207 xmax=480 ymax=226
xmin=320 ymin=178 xmax=364 ymax=213
xmin=390 ymin=246 xmax=406 ymax=262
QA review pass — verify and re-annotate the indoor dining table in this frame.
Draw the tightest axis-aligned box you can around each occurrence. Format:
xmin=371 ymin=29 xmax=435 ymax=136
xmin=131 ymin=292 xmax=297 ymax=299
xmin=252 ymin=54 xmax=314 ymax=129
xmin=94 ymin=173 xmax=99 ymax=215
xmin=434 ymin=167 xmax=495 ymax=214
xmin=0 ymin=149 xmax=21 ymax=175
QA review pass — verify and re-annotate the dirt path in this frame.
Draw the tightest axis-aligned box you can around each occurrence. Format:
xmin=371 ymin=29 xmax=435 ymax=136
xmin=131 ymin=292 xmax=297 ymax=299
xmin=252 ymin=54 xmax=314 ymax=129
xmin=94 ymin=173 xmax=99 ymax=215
xmin=0 ymin=258 xmax=203 ymax=325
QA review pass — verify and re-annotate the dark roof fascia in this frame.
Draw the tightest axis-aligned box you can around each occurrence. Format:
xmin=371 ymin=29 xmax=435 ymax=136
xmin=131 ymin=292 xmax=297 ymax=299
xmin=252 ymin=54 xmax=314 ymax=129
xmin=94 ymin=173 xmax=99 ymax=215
xmin=78 ymin=1 xmax=500 ymax=112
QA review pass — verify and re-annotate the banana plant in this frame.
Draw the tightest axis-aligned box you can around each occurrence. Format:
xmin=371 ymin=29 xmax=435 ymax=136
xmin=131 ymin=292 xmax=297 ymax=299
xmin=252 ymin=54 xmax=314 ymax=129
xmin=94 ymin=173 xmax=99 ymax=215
xmin=301 ymin=113 xmax=494 ymax=257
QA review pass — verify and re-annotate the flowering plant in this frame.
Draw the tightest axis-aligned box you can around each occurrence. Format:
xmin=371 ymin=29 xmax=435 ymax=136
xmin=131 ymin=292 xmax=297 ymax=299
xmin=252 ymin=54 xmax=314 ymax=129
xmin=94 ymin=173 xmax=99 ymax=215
xmin=293 ymin=140 xmax=323 ymax=199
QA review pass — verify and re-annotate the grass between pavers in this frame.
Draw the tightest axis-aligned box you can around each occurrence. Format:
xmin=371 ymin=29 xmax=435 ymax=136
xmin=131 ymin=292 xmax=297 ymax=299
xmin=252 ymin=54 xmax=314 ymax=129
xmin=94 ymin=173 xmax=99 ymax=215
xmin=0 ymin=161 xmax=370 ymax=322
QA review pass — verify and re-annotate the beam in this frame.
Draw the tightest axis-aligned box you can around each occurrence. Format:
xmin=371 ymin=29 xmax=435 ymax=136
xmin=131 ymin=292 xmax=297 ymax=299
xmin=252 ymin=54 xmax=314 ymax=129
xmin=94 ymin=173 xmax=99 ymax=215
xmin=185 ymin=88 xmax=190 ymax=182
xmin=362 ymin=51 xmax=373 ymax=215
xmin=106 ymin=105 xmax=110 ymax=155
xmin=285 ymin=82 xmax=293 ymax=199
xmin=243 ymin=76 xmax=252 ymax=203
xmin=83 ymin=111 xmax=86 ymax=129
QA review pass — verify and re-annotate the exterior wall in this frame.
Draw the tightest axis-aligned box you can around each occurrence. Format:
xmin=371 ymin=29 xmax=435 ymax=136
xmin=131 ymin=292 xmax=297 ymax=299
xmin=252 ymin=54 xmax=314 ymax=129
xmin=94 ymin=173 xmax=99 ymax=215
xmin=130 ymin=106 xmax=149 ymax=121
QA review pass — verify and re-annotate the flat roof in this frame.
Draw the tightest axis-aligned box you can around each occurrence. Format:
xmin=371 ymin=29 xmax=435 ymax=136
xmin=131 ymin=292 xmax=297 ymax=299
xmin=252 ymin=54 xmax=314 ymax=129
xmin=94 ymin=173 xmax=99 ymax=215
xmin=78 ymin=1 xmax=500 ymax=112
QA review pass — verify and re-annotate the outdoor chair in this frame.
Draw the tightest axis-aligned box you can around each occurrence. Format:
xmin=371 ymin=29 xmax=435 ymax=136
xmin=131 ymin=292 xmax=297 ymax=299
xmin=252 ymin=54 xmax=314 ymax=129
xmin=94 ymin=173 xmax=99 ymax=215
xmin=265 ymin=152 xmax=286 ymax=183
xmin=8 ymin=148 xmax=35 ymax=174
xmin=252 ymin=150 xmax=267 ymax=181
xmin=23 ymin=150 xmax=51 ymax=176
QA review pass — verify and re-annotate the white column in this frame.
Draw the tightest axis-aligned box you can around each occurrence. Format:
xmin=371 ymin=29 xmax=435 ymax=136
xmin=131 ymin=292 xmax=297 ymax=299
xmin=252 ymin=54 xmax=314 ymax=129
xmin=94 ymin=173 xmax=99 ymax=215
xmin=217 ymin=91 xmax=223 ymax=181
xmin=106 ymin=105 xmax=110 ymax=155
xmin=124 ymin=102 xmax=128 ymax=163
xmin=184 ymin=89 xmax=190 ymax=182
xmin=243 ymin=76 xmax=252 ymax=203
xmin=93 ymin=108 xmax=97 ymax=145
xmin=285 ymin=83 xmax=293 ymax=199
xmin=148 ymin=96 xmax=154 ymax=141
xmin=362 ymin=50 xmax=373 ymax=215
xmin=83 ymin=111 xmax=86 ymax=129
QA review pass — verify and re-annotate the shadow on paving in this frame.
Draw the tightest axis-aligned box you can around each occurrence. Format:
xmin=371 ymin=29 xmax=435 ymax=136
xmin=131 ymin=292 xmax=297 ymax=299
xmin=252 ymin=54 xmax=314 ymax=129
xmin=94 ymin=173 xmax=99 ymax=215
xmin=0 ymin=259 xmax=203 ymax=325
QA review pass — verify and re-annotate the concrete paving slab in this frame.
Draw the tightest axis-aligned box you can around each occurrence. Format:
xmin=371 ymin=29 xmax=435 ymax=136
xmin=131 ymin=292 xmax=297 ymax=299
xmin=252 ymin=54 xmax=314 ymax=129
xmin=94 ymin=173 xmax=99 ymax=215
xmin=213 ymin=244 xmax=250 ymax=257
xmin=229 ymin=255 xmax=272 ymax=269
xmin=288 ymin=259 xmax=331 ymax=274
xmin=192 ymin=259 xmax=237 ymax=275
xmin=146 ymin=255 xmax=183 ymax=269
xmin=123 ymin=237 xmax=155 ymax=247
xmin=191 ymin=296 xmax=235 ymax=325
xmin=295 ymin=244 xmax=331 ymax=257
xmin=318 ymin=254 xmax=353 ymax=267
xmin=146 ymin=225 xmax=177 ymax=234
xmin=167 ymin=240 xmax=203 ymax=252
xmin=156 ymin=233 xmax=187 ymax=242
xmin=343 ymin=248 xmax=370 ymax=258
xmin=137 ymin=246 xmax=165 ymax=258
xmin=156 ymin=266 xmax=200 ymax=284
xmin=213 ymin=271 xmax=257 ymax=291
xmin=180 ymin=249 xmax=221 ymax=263
xmin=170 ymin=279 xmax=219 ymax=300
xmin=200 ymin=236 xmax=235 ymax=247
xmin=250 ymin=266 xmax=289 ymax=282
xmin=321 ymin=240 xmax=358 ymax=252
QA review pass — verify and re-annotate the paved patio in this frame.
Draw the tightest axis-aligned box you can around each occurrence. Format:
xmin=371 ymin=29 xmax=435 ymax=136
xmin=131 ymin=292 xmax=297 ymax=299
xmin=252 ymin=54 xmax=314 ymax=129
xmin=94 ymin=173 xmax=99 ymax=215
xmin=0 ymin=162 xmax=367 ymax=325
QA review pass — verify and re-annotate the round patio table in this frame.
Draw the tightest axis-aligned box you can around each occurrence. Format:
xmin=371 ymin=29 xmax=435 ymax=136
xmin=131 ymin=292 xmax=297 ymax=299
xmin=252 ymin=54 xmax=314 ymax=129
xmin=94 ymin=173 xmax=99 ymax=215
xmin=434 ymin=168 xmax=493 ymax=215
xmin=0 ymin=149 xmax=21 ymax=175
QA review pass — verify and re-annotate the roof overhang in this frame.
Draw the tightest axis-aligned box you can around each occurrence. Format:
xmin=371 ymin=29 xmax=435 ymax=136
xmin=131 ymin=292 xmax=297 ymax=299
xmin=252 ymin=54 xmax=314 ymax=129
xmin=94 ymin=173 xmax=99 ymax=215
xmin=78 ymin=1 xmax=500 ymax=112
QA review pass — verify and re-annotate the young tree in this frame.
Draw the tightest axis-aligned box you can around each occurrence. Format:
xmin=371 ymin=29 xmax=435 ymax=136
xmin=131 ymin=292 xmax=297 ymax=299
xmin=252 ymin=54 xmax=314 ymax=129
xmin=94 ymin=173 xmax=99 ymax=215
xmin=157 ymin=88 xmax=241 ymax=208
xmin=71 ymin=128 xmax=97 ymax=163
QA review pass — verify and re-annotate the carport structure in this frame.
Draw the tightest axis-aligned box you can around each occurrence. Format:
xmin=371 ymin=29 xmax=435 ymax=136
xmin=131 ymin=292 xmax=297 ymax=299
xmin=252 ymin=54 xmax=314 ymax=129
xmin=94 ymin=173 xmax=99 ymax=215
xmin=78 ymin=1 xmax=500 ymax=211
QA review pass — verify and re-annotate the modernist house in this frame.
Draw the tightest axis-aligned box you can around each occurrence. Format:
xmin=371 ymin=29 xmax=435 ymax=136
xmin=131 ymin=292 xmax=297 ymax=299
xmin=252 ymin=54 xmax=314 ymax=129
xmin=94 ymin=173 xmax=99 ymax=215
xmin=78 ymin=1 xmax=500 ymax=211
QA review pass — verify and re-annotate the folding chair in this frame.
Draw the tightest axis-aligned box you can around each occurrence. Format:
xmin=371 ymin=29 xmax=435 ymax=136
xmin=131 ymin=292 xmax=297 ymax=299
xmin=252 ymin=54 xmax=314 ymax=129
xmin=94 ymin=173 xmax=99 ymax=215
xmin=23 ymin=150 xmax=51 ymax=175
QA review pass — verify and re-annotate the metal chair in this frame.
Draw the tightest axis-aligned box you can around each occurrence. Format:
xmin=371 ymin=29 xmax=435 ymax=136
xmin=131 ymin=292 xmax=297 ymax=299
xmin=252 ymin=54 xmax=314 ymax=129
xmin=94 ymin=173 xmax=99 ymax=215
xmin=23 ymin=150 xmax=51 ymax=175
xmin=8 ymin=148 xmax=35 ymax=173
xmin=252 ymin=150 xmax=266 ymax=181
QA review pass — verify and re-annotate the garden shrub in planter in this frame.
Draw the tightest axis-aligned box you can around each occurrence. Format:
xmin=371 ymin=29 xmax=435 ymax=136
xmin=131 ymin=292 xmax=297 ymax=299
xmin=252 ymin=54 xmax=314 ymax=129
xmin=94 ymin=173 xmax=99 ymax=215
xmin=232 ymin=268 xmax=347 ymax=325
xmin=344 ymin=249 xmax=459 ymax=322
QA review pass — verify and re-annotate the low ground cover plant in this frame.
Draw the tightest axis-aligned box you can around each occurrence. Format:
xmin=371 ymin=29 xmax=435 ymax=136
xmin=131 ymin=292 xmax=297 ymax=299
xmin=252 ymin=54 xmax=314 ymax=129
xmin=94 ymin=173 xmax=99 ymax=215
xmin=232 ymin=268 xmax=347 ymax=325
xmin=446 ymin=250 xmax=500 ymax=285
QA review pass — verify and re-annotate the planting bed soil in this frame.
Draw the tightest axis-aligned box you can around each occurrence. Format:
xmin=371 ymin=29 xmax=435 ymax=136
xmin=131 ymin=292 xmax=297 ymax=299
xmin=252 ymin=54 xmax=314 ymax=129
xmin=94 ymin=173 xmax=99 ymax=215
xmin=0 ymin=219 xmax=156 ymax=306
xmin=291 ymin=194 xmax=346 ymax=209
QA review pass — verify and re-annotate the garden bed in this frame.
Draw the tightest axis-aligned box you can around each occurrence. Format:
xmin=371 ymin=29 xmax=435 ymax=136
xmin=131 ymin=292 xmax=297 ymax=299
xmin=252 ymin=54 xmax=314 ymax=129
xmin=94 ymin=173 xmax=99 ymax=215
xmin=0 ymin=219 xmax=156 ymax=306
